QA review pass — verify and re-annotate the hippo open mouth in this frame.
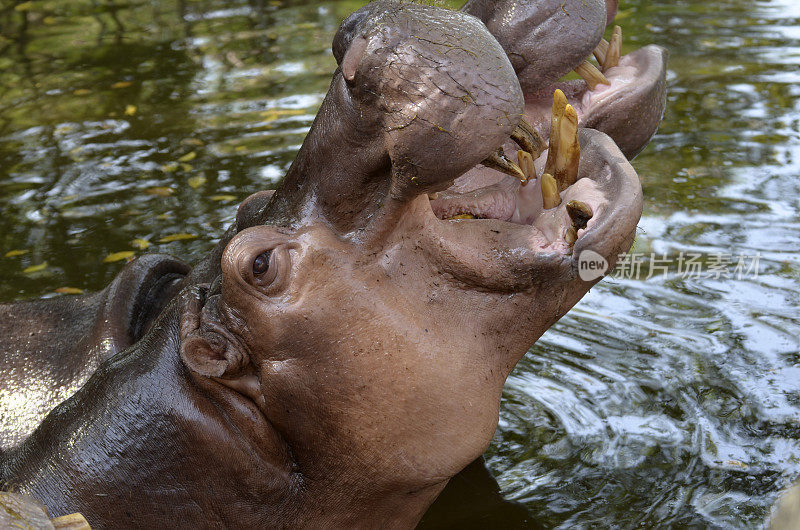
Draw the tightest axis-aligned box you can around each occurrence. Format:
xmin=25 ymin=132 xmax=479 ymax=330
xmin=252 ymin=0 xmax=659 ymax=294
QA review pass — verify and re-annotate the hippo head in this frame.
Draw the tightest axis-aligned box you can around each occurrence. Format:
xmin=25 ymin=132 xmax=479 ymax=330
xmin=179 ymin=0 xmax=645 ymax=517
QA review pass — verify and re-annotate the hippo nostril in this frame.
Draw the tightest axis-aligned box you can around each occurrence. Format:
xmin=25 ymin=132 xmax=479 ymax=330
xmin=253 ymin=251 xmax=271 ymax=276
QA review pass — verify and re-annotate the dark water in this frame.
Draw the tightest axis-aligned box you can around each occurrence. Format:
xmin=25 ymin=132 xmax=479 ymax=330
xmin=1 ymin=0 xmax=799 ymax=527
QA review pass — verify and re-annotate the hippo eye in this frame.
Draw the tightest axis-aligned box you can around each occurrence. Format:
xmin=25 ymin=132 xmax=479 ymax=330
xmin=253 ymin=251 xmax=271 ymax=276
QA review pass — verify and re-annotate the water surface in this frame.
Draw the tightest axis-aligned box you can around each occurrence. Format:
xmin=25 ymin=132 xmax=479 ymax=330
xmin=1 ymin=0 xmax=799 ymax=527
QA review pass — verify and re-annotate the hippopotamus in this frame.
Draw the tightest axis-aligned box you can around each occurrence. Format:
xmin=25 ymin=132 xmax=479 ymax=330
xmin=0 ymin=0 xmax=666 ymax=526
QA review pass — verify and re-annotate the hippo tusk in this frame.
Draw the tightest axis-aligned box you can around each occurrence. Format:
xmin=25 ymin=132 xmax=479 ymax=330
xmin=481 ymin=148 xmax=528 ymax=184
xmin=541 ymin=173 xmax=561 ymax=209
xmin=565 ymin=200 xmax=594 ymax=246
xmin=517 ymin=150 xmax=537 ymax=181
xmin=574 ymin=60 xmax=610 ymax=90
xmin=544 ymin=90 xmax=581 ymax=192
xmin=510 ymin=118 xmax=547 ymax=159
xmin=603 ymin=25 xmax=623 ymax=71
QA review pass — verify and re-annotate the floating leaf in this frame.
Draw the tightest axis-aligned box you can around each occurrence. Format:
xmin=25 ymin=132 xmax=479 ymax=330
xmin=124 ymin=105 xmax=137 ymax=116
xmin=55 ymin=287 xmax=84 ymax=295
xmin=111 ymin=81 xmax=132 ymax=89
xmin=43 ymin=15 xmax=57 ymax=25
xmin=259 ymin=108 xmax=305 ymax=121
xmin=182 ymin=138 xmax=204 ymax=147
xmin=5 ymin=249 xmax=29 ymax=258
xmin=161 ymin=162 xmax=180 ymax=173
xmin=145 ymin=187 xmax=174 ymax=197
xmin=103 ymin=251 xmax=135 ymax=263
xmin=130 ymin=238 xmax=151 ymax=250
xmin=159 ymin=233 xmax=197 ymax=243
xmin=73 ymin=88 xmax=91 ymax=96
xmin=14 ymin=2 xmax=33 ymax=11
xmin=188 ymin=176 xmax=207 ymax=189
xmin=210 ymin=194 xmax=236 ymax=202
xmin=235 ymin=145 xmax=247 ymax=152
xmin=178 ymin=151 xmax=197 ymax=163
xmin=23 ymin=262 xmax=48 ymax=274
xmin=156 ymin=213 xmax=173 ymax=220
xmin=180 ymin=163 xmax=193 ymax=172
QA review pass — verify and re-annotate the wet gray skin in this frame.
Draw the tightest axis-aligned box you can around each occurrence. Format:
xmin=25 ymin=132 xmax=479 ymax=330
xmin=0 ymin=1 xmax=646 ymax=527
xmin=0 ymin=0 xmax=666 ymax=455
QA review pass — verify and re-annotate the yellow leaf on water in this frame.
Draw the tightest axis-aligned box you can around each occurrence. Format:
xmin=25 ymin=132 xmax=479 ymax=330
xmin=103 ymin=251 xmax=135 ymax=263
xmin=188 ymin=176 xmax=207 ymax=189
xmin=178 ymin=151 xmax=197 ymax=163
xmin=259 ymin=108 xmax=305 ymax=121
xmin=161 ymin=162 xmax=180 ymax=173
xmin=124 ymin=105 xmax=137 ymax=116
xmin=73 ymin=88 xmax=91 ymax=96
xmin=111 ymin=81 xmax=132 ymax=89
xmin=210 ymin=194 xmax=236 ymax=202
xmin=55 ymin=287 xmax=84 ymax=295
xmin=23 ymin=262 xmax=48 ymax=274
xmin=181 ymin=138 xmax=204 ymax=147
xmin=14 ymin=2 xmax=33 ymax=11
xmin=159 ymin=233 xmax=197 ymax=243
xmin=145 ymin=187 xmax=174 ymax=197
xmin=234 ymin=145 xmax=247 ymax=152
xmin=130 ymin=238 xmax=150 ymax=250
xmin=180 ymin=163 xmax=193 ymax=172
xmin=5 ymin=249 xmax=29 ymax=258
xmin=43 ymin=16 xmax=57 ymax=25
xmin=156 ymin=213 xmax=173 ymax=220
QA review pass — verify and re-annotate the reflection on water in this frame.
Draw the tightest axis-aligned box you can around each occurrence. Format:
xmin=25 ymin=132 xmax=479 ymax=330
xmin=1 ymin=0 xmax=799 ymax=527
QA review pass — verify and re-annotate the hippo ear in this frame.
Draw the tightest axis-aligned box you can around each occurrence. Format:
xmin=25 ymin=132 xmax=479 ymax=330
xmin=178 ymin=287 xmax=258 ymax=395
xmin=181 ymin=329 xmax=244 ymax=379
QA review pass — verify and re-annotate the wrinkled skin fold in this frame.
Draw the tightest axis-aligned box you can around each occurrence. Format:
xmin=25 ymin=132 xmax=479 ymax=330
xmin=0 ymin=0 xmax=665 ymax=527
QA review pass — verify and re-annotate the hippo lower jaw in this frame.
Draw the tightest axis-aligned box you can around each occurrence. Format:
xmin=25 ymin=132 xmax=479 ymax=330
xmin=421 ymin=127 xmax=640 ymax=292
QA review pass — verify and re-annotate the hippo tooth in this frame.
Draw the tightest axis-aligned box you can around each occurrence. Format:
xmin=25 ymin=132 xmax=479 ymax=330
xmin=603 ymin=26 xmax=622 ymax=72
xmin=574 ymin=60 xmax=610 ymax=91
xmin=541 ymin=173 xmax=561 ymax=209
xmin=517 ymin=150 xmax=536 ymax=183
xmin=594 ymin=39 xmax=610 ymax=66
xmin=482 ymin=148 xmax=528 ymax=183
xmin=566 ymin=200 xmax=593 ymax=230
xmin=565 ymin=227 xmax=578 ymax=246
xmin=511 ymin=118 xmax=547 ymax=159
xmin=446 ymin=214 xmax=476 ymax=220
xmin=545 ymin=94 xmax=581 ymax=192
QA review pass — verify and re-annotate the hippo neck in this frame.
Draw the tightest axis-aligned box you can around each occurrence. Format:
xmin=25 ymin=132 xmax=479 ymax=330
xmin=255 ymin=73 xmax=392 ymax=234
xmin=0 ymin=304 xmax=299 ymax=526
xmin=0 ymin=302 xmax=445 ymax=527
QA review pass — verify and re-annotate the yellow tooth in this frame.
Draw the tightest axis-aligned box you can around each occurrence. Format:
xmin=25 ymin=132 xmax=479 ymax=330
xmin=541 ymin=173 xmax=561 ymax=209
xmin=565 ymin=227 xmax=578 ymax=246
xmin=517 ymin=150 xmax=536 ymax=182
xmin=482 ymin=148 xmax=527 ymax=183
xmin=566 ymin=200 xmax=593 ymax=230
xmin=511 ymin=118 xmax=547 ymax=159
xmin=604 ymin=26 xmax=622 ymax=72
xmin=545 ymin=89 xmax=567 ymax=177
xmin=574 ymin=60 xmax=610 ymax=91
xmin=545 ymin=97 xmax=581 ymax=192
xmin=446 ymin=214 xmax=475 ymax=220
xmin=594 ymin=39 xmax=610 ymax=66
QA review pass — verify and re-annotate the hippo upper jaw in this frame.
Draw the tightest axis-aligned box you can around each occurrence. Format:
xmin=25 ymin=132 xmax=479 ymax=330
xmin=524 ymin=44 xmax=669 ymax=159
